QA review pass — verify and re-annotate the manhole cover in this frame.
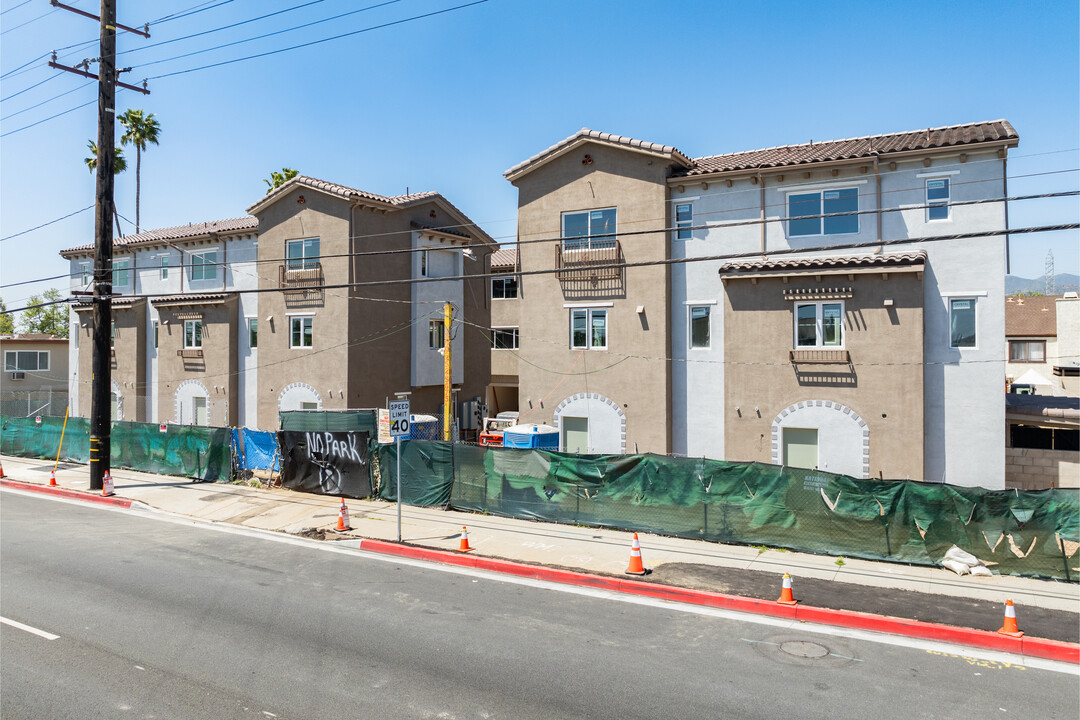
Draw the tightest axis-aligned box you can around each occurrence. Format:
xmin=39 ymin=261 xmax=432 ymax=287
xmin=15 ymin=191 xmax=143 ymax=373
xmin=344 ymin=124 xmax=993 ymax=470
xmin=779 ymin=641 xmax=829 ymax=659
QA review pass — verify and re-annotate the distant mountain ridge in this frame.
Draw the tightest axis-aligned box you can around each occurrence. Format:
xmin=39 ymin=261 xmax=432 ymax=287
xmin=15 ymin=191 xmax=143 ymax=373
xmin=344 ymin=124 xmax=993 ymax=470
xmin=1005 ymin=273 xmax=1080 ymax=295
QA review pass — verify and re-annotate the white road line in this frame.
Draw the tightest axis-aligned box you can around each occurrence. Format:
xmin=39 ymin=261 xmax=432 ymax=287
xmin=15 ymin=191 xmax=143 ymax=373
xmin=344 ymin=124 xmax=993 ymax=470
xmin=0 ymin=616 xmax=60 ymax=640
xmin=4 ymin=485 xmax=1079 ymax=675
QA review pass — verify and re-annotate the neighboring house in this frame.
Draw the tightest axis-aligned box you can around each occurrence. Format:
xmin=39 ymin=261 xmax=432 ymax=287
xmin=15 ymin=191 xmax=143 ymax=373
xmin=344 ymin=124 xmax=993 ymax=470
xmin=1005 ymin=295 xmax=1061 ymax=394
xmin=1004 ymin=393 xmax=1079 ymax=489
xmin=246 ymin=176 xmax=496 ymax=425
xmin=487 ymin=246 xmax=520 ymax=415
xmin=61 ymin=218 xmax=260 ymax=426
xmin=1052 ymin=293 xmax=1080 ymax=396
xmin=503 ymin=120 xmax=1017 ymax=487
xmin=0 ymin=334 xmax=69 ymax=417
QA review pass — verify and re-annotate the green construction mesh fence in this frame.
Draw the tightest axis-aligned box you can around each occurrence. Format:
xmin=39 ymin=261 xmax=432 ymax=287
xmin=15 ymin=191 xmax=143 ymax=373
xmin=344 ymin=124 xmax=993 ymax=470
xmin=377 ymin=441 xmax=1079 ymax=581
xmin=1 ymin=415 xmax=231 ymax=481
xmin=279 ymin=410 xmax=378 ymax=434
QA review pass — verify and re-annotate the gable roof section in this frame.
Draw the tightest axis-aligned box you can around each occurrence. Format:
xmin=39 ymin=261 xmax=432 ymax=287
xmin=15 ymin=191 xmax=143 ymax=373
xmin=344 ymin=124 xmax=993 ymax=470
xmin=247 ymin=175 xmax=495 ymax=246
xmin=1005 ymin=295 xmax=1059 ymax=337
xmin=677 ymin=120 xmax=1018 ymax=177
xmin=504 ymin=128 xmax=693 ymax=182
xmin=60 ymin=216 xmax=258 ymax=257
xmin=489 ymin=246 xmax=518 ymax=271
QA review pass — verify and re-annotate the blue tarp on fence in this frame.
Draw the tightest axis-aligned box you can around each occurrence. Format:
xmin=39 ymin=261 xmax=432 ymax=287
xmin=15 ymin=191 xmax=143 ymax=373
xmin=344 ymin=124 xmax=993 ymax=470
xmin=232 ymin=428 xmax=280 ymax=472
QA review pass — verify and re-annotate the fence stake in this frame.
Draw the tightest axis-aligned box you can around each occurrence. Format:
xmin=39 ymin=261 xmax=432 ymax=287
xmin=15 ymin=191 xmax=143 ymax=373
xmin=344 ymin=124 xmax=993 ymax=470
xmin=53 ymin=406 xmax=70 ymax=472
xmin=1062 ymin=537 xmax=1072 ymax=583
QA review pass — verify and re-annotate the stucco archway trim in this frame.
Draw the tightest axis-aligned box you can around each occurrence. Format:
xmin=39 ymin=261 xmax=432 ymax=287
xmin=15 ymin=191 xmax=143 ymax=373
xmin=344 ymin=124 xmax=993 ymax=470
xmin=174 ymin=379 xmax=210 ymax=425
xmin=553 ymin=392 xmax=626 ymax=454
xmin=771 ymin=399 xmax=870 ymax=478
xmin=277 ymin=382 xmax=322 ymax=412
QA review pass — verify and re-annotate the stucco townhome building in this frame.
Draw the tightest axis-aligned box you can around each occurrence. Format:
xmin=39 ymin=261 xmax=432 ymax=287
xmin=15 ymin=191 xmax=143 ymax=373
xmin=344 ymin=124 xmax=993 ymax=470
xmin=502 ymin=120 xmax=1017 ymax=488
xmin=63 ymin=176 xmax=495 ymax=431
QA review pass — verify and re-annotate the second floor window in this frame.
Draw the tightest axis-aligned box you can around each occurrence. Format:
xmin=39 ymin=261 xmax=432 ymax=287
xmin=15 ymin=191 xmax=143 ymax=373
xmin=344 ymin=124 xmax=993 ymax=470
xmin=80 ymin=262 xmax=91 ymax=285
xmin=795 ymin=302 xmax=843 ymax=348
xmin=190 ymin=251 xmax=217 ymax=281
xmin=571 ymin=308 xmax=607 ymax=349
xmin=429 ymin=319 xmax=445 ymax=349
xmin=286 ymin=238 xmax=320 ymax=270
xmin=689 ymin=305 xmax=711 ymax=348
xmin=675 ymin=203 xmax=693 ymax=240
xmin=248 ymin=318 xmax=258 ymax=348
xmin=291 ymin=316 xmax=313 ymax=348
xmin=1009 ymin=340 xmax=1045 ymax=363
xmin=184 ymin=320 xmax=203 ymax=349
xmin=949 ymin=298 xmax=977 ymax=348
xmin=112 ymin=258 xmax=131 ymax=287
xmin=926 ymin=178 xmax=950 ymax=221
xmin=789 ymin=188 xmax=858 ymax=237
xmin=160 ymin=256 xmax=170 ymax=279
xmin=153 ymin=321 xmax=158 ymax=348
xmin=562 ymin=208 xmax=616 ymax=250
xmin=491 ymin=327 xmax=519 ymax=349
xmin=491 ymin=276 xmax=518 ymax=299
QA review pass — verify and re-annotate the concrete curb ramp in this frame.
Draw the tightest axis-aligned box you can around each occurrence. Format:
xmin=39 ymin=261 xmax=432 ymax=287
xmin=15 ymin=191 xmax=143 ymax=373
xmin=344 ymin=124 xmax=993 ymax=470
xmin=358 ymin=539 xmax=1080 ymax=666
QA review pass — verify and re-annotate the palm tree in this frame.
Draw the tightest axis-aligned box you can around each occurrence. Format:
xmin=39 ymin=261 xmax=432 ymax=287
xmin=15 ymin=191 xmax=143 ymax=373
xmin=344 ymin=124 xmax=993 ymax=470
xmin=85 ymin=140 xmax=128 ymax=237
xmin=264 ymin=167 xmax=299 ymax=193
xmin=119 ymin=109 xmax=161 ymax=233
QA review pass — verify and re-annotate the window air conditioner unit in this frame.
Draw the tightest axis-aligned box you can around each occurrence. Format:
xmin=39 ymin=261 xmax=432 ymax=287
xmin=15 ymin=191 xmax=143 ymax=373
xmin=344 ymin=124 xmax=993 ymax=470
xmin=10 ymin=372 xmax=25 ymax=380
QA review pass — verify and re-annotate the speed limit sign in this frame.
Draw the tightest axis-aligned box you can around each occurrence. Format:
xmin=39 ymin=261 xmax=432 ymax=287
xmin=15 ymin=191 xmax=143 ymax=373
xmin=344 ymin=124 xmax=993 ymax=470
xmin=389 ymin=401 xmax=410 ymax=438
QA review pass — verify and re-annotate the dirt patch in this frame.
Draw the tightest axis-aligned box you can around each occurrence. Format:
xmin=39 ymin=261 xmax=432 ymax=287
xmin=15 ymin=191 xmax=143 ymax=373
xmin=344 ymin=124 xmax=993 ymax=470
xmin=293 ymin=527 xmax=330 ymax=541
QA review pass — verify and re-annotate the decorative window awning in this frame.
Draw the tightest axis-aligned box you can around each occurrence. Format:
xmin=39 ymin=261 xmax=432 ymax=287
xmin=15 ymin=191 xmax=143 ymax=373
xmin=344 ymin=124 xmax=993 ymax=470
xmin=151 ymin=293 xmax=232 ymax=309
xmin=173 ymin=312 xmax=203 ymax=320
xmin=783 ymin=287 xmax=853 ymax=301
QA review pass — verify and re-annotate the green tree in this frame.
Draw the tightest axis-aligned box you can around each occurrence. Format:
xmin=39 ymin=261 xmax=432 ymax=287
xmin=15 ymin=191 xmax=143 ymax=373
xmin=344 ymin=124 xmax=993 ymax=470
xmin=118 ymin=109 xmax=161 ymax=233
xmin=0 ymin=297 xmax=15 ymax=334
xmin=20 ymin=288 xmax=68 ymax=337
xmin=85 ymin=140 xmax=127 ymax=236
xmin=264 ymin=167 xmax=298 ymax=193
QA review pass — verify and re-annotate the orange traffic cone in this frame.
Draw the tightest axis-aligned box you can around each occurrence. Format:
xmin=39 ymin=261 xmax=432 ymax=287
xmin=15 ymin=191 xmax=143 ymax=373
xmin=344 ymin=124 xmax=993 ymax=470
xmin=625 ymin=533 xmax=646 ymax=575
xmin=102 ymin=470 xmax=114 ymax=497
xmin=336 ymin=498 xmax=351 ymax=531
xmin=0 ymin=460 xmax=5 ymax=478
xmin=776 ymin=572 xmax=799 ymax=605
xmin=997 ymin=598 xmax=1024 ymax=637
xmin=49 ymin=469 xmax=57 ymax=487
xmin=457 ymin=526 xmax=473 ymax=552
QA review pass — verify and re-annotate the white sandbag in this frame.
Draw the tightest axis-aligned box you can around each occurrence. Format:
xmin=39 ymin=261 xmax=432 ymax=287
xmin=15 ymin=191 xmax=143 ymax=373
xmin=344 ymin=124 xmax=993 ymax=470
xmin=944 ymin=545 xmax=980 ymax=567
xmin=941 ymin=558 xmax=970 ymax=575
xmin=969 ymin=564 xmax=994 ymax=577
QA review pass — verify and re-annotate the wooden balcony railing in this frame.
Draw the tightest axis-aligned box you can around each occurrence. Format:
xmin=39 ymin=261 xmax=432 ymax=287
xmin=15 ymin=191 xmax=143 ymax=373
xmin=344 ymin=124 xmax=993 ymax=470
xmin=555 ymin=240 xmax=621 ymax=281
xmin=279 ymin=262 xmax=323 ymax=290
xmin=177 ymin=348 xmax=204 ymax=359
xmin=789 ymin=349 xmax=850 ymax=364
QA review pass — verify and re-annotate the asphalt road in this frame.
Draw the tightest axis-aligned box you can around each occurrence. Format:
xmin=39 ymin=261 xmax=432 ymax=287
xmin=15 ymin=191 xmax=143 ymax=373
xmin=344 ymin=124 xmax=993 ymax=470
xmin=2 ymin=490 xmax=1076 ymax=720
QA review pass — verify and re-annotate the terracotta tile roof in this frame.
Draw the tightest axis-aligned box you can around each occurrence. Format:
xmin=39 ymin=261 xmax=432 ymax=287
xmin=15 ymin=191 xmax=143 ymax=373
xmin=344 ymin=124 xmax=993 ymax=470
xmin=1006 ymin=393 xmax=1079 ymax=421
xmin=719 ymin=250 xmax=927 ymax=274
xmin=1005 ymin=295 xmax=1059 ymax=337
xmin=248 ymin=175 xmax=441 ymax=214
xmin=489 ymin=246 xmax=518 ymax=270
xmin=0 ymin=334 xmax=67 ymax=342
xmin=504 ymin=128 xmax=692 ymax=180
xmin=60 ymin=217 xmax=257 ymax=256
xmin=151 ymin=293 xmax=234 ymax=307
xmin=72 ymin=296 xmax=143 ymax=309
xmin=678 ymin=120 xmax=1018 ymax=177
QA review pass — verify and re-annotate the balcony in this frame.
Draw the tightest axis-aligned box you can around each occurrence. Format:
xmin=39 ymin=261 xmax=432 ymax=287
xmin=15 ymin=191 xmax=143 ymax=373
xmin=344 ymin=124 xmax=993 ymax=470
xmin=556 ymin=240 xmax=621 ymax=281
xmin=789 ymin=349 xmax=850 ymax=364
xmin=790 ymin=349 xmax=856 ymax=387
xmin=279 ymin=262 xmax=323 ymax=291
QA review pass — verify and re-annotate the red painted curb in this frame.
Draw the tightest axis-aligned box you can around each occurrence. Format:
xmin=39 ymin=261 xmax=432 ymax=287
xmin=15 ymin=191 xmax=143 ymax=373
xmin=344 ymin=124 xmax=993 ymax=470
xmin=0 ymin=479 xmax=133 ymax=509
xmin=359 ymin=538 xmax=1079 ymax=664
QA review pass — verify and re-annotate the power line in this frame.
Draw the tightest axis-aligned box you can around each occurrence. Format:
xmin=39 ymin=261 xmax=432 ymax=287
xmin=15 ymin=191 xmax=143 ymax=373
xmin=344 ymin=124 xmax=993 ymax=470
xmin=0 ymin=81 xmax=88 ymax=121
xmin=0 ymin=71 xmax=57 ymax=102
xmin=145 ymin=0 xmax=490 ymax=80
xmin=0 ymin=94 xmax=96 ymax=137
xmin=0 ymin=204 xmax=93 ymax=241
xmin=1 ymin=0 xmax=35 ymax=15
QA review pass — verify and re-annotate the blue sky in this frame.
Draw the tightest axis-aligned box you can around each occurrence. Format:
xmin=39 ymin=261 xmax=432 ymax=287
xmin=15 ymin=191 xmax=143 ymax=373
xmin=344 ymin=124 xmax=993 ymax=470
xmin=2 ymin=0 xmax=1077 ymax=314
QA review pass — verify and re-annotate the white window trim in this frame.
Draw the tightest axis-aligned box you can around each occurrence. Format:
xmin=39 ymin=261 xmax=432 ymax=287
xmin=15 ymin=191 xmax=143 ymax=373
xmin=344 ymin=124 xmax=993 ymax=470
xmin=948 ymin=297 xmax=979 ymax=350
xmin=563 ymin=302 xmax=614 ymax=309
xmin=285 ymin=311 xmax=316 ymax=316
xmin=290 ymin=316 xmax=313 ymax=349
xmin=674 ymin=201 xmax=694 ymax=240
xmin=491 ymin=275 xmax=519 ymax=299
xmin=561 ymin=208 xmax=617 ymax=251
xmin=160 ymin=256 xmax=170 ymax=279
xmin=189 ymin=249 xmax=219 ymax=281
xmin=285 ymin=237 xmax=320 ymax=270
xmin=570 ymin=308 xmax=608 ymax=350
xmin=916 ymin=170 xmax=960 ymax=178
xmin=793 ymin=301 xmax=845 ymax=349
xmin=925 ymin=177 xmax=951 ymax=222
xmin=491 ymin=326 xmax=519 ymax=349
xmin=782 ymin=179 xmax=869 ymax=194
xmin=183 ymin=319 xmax=203 ymax=349
xmin=670 ymin=195 xmax=701 ymax=203
xmin=112 ymin=257 xmax=132 ymax=287
xmin=940 ymin=290 xmax=988 ymax=298
xmin=683 ymin=300 xmax=718 ymax=306
xmin=4 ymin=350 xmax=50 ymax=372
xmin=785 ymin=186 xmax=861 ymax=238
xmin=688 ymin=305 xmax=712 ymax=350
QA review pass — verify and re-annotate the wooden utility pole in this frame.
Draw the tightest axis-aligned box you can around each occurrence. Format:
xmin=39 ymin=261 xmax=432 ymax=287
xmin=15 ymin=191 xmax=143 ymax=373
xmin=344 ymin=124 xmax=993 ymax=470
xmin=87 ymin=0 xmax=118 ymax=490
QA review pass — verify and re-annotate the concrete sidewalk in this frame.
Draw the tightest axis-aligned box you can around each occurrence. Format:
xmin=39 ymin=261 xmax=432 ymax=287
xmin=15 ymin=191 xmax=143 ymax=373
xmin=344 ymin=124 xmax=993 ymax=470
xmin=2 ymin=454 xmax=1077 ymax=645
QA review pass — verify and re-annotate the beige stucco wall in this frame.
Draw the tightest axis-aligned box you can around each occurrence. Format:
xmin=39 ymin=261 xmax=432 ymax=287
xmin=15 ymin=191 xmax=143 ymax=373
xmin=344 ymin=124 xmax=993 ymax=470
xmin=75 ymin=301 xmax=146 ymax=422
xmin=1006 ymin=446 xmax=1080 ymax=489
xmin=490 ymin=278 xmax=520 ymax=379
xmin=510 ymin=142 xmax=673 ymax=453
xmin=723 ymin=269 xmax=925 ymax=479
xmin=154 ymin=298 xmax=238 ymax=427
